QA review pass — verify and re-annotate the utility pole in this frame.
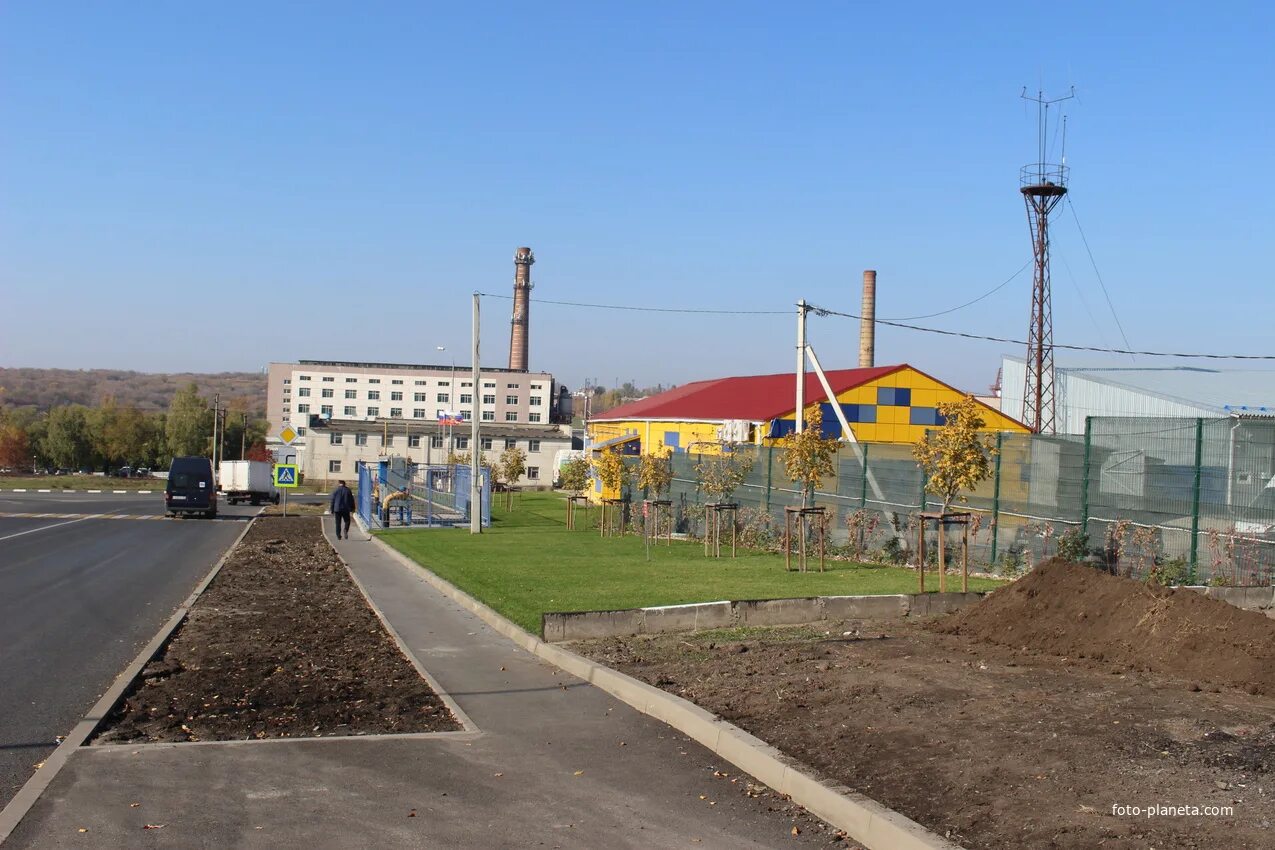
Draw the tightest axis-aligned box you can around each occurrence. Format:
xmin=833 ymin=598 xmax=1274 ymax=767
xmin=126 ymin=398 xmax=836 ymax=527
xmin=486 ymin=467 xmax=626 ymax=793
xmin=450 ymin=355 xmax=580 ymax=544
xmin=795 ymin=300 xmax=808 ymax=434
xmin=240 ymin=413 xmax=248 ymax=460
xmin=471 ymin=292 xmax=482 ymax=534
xmin=211 ymin=394 xmax=220 ymax=474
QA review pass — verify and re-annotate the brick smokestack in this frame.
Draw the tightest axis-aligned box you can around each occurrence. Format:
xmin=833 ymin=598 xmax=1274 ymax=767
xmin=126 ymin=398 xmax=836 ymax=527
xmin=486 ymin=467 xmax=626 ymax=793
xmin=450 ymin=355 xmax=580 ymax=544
xmin=859 ymin=269 xmax=876 ymax=368
xmin=509 ymin=247 xmax=535 ymax=371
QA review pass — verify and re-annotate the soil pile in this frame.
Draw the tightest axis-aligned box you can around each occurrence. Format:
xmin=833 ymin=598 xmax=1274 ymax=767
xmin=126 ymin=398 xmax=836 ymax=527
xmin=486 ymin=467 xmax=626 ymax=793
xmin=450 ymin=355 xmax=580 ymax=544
xmin=95 ymin=516 xmax=459 ymax=743
xmin=937 ymin=557 xmax=1275 ymax=694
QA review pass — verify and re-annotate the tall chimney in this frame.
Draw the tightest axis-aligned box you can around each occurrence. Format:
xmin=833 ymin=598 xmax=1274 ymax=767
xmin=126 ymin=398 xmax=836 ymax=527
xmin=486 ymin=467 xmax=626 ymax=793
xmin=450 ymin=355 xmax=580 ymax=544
xmin=859 ymin=269 xmax=877 ymax=368
xmin=509 ymin=247 xmax=535 ymax=371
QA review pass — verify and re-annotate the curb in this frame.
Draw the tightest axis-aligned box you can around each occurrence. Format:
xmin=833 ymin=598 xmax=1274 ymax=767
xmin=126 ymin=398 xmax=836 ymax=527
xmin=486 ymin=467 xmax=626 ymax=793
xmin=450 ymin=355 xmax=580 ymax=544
xmin=0 ymin=516 xmax=259 ymax=845
xmin=320 ymin=520 xmax=478 ymax=735
xmin=371 ymin=536 xmax=963 ymax=850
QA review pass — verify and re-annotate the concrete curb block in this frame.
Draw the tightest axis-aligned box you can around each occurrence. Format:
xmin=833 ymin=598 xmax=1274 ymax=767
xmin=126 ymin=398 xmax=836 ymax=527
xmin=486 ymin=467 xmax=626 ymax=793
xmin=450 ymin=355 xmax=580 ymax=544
xmin=543 ymin=592 xmax=986 ymax=642
xmin=321 ymin=521 xmax=478 ymax=734
xmin=371 ymin=537 xmax=963 ymax=850
xmin=1181 ymin=584 xmax=1275 ymax=616
xmin=0 ymin=515 xmax=259 ymax=846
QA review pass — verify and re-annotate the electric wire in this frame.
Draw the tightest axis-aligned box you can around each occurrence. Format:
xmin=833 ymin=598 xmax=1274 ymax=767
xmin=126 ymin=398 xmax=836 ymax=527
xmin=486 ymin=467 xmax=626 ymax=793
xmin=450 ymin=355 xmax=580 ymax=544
xmin=803 ymin=304 xmax=1275 ymax=360
xmin=1058 ymin=252 xmax=1111 ymax=351
xmin=473 ymin=294 xmax=1274 ymax=360
xmin=1067 ymin=195 xmax=1133 ymax=352
xmin=475 ymin=293 xmax=786 ymax=315
xmin=881 ymin=260 xmax=1031 ymax=321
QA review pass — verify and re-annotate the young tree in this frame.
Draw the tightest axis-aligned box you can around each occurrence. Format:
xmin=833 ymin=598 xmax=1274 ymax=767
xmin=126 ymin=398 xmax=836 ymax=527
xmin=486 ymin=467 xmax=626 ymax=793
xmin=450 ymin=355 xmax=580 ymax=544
xmin=166 ymin=383 xmax=210 ymax=458
xmin=558 ymin=456 xmax=591 ymax=495
xmin=498 ymin=445 xmax=527 ymax=509
xmin=912 ymin=395 xmax=997 ymax=514
xmin=779 ymin=406 xmax=839 ymax=507
xmin=592 ymin=447 xmax=630 ymax=497
xmin=694 ymin=449 xmax=755 ymax=504
xmin=637 ymin=450 xmax=674 ymax=499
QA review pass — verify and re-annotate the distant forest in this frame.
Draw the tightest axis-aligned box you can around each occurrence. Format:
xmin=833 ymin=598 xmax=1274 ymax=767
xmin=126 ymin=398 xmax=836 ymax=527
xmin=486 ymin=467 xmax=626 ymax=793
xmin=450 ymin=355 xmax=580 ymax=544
xmin=0 ymin=368 xmax=266 ymax=414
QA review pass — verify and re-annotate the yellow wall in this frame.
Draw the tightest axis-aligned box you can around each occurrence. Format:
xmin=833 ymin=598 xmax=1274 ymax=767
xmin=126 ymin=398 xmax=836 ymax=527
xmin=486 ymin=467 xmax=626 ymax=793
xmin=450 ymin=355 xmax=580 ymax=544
xmin=586 ymin=367 xmax=1029 ymax=468
xmin=589 ymin=419 xmax=728 ymax=455
xmin=764 ymin=366 xmax=1029 ymax=445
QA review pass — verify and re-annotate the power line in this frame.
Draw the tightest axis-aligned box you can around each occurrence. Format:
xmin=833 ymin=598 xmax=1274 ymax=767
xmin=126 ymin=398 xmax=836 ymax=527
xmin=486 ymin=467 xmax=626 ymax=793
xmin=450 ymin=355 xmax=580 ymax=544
xmin=805 ymin=303 xmax=1275 ymax=360
xmin=1067 ymin=195 xmax=1133 ymax=352
xmin=881 ymin=260 xmax=1031 ymax=321
xmin=472 ymin=292 xmax=1275 ymax=360
xmin=480 ymin=262 xmax=1031 ymax=322
xmin=474 ymin=293 xmax=787 ymax=315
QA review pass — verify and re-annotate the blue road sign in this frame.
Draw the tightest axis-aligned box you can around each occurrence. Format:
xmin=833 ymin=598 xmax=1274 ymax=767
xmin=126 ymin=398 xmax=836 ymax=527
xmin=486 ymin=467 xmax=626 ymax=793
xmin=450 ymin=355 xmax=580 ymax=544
xmin=273 ymin=464 xmax=299 ymax=488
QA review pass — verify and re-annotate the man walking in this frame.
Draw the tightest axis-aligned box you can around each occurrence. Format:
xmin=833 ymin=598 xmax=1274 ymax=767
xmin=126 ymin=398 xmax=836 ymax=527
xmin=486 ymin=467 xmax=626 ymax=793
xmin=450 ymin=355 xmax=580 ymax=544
xmin=330 ymin=479 xmax=355 ymax=540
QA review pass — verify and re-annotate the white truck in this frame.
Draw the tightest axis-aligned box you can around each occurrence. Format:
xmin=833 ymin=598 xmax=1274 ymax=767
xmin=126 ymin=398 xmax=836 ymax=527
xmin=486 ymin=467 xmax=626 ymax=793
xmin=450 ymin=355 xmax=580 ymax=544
xmin=218 ymin=460 xmax=280 ymax=505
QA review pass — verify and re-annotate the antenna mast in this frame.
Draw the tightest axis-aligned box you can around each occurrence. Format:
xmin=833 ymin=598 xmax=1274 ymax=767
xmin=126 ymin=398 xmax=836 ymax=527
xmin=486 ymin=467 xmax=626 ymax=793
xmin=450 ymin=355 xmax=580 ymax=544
xmin=1018 ymin=86 xmax=1073 ymax=434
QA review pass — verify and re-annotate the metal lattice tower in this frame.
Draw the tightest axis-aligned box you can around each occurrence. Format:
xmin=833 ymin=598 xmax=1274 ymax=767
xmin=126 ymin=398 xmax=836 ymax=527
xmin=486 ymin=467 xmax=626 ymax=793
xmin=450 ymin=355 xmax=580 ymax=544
xmin=1019 ymin=88 xmax=1073 ymax=434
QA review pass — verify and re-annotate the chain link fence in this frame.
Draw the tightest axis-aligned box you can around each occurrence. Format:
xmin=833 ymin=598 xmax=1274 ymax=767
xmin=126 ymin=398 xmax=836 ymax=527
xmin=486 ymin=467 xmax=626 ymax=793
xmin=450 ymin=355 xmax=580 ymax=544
xmin=621 ymin=416 xmax=1275 ymax=586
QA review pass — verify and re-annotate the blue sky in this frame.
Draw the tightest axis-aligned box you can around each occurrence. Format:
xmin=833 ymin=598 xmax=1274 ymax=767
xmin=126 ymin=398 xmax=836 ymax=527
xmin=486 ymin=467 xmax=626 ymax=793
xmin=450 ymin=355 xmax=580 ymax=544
xmin=2 ymin=2 xmax=1271 ymax=394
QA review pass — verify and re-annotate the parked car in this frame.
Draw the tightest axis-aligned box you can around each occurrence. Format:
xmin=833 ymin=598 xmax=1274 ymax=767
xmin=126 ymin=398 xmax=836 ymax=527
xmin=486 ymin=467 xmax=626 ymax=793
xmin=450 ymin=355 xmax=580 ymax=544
xmin=164 ymin=457 xmax=218 ymax=518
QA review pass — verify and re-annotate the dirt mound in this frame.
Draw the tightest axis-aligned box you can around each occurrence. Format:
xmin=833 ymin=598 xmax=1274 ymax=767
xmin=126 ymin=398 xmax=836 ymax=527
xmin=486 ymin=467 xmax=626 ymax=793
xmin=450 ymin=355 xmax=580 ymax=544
xmin=936 ymin=558 xmax=1275 ymax=694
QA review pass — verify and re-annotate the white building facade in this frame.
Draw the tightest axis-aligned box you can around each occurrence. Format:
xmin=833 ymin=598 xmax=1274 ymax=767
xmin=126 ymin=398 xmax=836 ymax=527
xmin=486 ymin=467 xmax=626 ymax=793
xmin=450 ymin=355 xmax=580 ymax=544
xmin=300 ymin=418 xmax=571 ymax=490
xmin=267 ymin=359 xmax=560 ymax=459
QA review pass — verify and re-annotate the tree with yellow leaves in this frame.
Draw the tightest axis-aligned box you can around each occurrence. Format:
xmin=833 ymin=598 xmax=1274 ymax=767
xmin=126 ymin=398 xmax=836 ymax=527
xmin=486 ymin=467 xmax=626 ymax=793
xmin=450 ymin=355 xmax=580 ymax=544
xmin=779 ymin=405 xmax=839 ymax=507
xmin=912 ymin=395 xmax=997 ymax=514
xmin=592 ymin=447 xmax=630 ymax=497
xmin=637 ymin=450 xmax=673 ymax=500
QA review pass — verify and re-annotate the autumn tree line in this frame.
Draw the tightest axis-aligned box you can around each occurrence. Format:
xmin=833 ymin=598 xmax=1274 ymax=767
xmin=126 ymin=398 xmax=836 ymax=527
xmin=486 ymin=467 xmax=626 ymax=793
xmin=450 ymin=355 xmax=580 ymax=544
xmin=0 ymin=383 xmax=272 ymax=473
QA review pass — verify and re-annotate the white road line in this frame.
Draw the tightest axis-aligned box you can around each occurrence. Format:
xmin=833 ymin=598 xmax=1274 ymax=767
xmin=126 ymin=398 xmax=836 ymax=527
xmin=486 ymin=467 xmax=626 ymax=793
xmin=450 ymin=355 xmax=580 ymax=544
xmin=0 ymin=515 xmax=96 ymax=543
xmin=37 ymin=489 xmax=51 ymax=493
xmin=88 ymin=489 xmax=101 ymax=493
xmin=12 ymin=489 xmax=26 ymax=493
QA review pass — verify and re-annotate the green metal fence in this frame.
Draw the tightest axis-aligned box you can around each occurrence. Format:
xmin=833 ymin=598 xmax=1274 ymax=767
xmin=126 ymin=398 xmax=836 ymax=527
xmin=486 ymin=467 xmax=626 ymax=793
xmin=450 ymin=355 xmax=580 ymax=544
xmin=642 ymin=416 xmax=1275 ymax=586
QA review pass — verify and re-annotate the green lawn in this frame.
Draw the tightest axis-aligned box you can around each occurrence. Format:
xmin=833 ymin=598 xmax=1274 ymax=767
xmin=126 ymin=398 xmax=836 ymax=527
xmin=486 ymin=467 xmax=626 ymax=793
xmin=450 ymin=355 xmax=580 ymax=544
xmin=378 ymin=492 xmax=1003 ymax=634
xmin=0 ymin=475 xmax=165 ymax=490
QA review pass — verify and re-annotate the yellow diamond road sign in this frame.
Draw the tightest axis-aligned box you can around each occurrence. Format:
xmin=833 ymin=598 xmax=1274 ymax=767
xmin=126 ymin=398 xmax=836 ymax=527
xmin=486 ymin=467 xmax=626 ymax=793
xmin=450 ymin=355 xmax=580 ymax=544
xmin=279 ymin=425 xmax=298 ymax=445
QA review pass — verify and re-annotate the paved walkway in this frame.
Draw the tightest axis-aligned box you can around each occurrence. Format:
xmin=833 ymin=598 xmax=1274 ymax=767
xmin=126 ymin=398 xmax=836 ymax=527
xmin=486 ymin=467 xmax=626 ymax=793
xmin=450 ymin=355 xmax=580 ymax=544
xmin=5 ymin=520 xmax=835 ymax=849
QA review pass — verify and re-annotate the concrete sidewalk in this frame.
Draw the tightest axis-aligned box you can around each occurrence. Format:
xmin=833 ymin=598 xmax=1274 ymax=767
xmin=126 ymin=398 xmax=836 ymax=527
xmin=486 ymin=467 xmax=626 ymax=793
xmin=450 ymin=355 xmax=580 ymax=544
xmin=4 ymin=519 xmax=839 ymax=849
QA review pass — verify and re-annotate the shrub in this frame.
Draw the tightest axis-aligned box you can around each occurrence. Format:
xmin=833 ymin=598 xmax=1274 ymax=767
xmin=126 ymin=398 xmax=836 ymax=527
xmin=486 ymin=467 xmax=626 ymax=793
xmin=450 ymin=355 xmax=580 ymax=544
xmin=1057 ymin=527 xmax=1089 ymax=562
xmin=737 ymin=506 xmax=779 ymax=551
xmin=879 ymin=536 xmax=907 ymax=565
xmin=1148 ymin=556 xmax=1190 ymax=587
xmin=999 ymin=544 xmax=1026 ymax=578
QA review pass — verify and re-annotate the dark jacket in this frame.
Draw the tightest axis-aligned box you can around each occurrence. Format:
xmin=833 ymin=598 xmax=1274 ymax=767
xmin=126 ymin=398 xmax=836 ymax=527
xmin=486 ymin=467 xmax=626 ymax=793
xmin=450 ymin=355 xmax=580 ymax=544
xmin=330 ymin=485 xmax=355 ymax=514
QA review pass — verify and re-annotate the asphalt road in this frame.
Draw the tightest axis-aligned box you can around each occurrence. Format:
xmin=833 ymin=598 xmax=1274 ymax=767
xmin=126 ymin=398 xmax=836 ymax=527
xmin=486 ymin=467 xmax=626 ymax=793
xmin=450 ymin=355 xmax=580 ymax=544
xmin=0 ymin=492 xmax=257 ymax=810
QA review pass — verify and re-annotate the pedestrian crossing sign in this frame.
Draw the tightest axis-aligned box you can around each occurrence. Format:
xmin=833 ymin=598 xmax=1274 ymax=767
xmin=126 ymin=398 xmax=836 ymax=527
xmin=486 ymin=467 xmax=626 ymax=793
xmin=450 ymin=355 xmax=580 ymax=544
xmin=273 ymin=464 xmax=299 ymax=488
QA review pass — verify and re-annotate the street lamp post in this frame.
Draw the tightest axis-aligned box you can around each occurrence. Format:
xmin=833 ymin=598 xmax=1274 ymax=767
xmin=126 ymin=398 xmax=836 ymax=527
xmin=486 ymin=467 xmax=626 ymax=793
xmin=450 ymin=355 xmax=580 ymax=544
xmin=437 ymin=345 xmax=457 ymax=456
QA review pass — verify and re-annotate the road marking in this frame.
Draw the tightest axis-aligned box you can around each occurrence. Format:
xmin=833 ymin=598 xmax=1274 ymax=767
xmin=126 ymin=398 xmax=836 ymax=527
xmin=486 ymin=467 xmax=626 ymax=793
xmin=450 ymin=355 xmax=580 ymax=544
xmin=0 ymin=515 xmax=95 ymax=542
xmin=37 ymin=489 xmax=51 ymax=493
xmin=0 ymin=511 xmax=251 ymax=524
